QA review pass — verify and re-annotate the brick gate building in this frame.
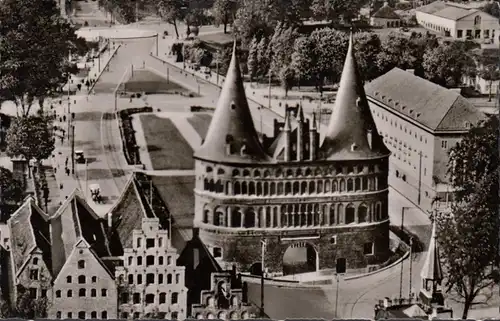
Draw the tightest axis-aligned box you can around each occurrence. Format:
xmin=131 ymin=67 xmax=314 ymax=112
xmin=193 ymin=35 xmax=392 ymax=275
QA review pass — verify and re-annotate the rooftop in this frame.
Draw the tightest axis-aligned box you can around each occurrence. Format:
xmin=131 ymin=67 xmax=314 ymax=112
xmin=373 ymin=4 xmax=401 ymax=19
xmin=365 ymin=68 xmax=487 ymax=132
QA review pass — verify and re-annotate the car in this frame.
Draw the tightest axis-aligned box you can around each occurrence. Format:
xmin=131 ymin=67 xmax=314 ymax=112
xmin=202 ymin=66 xmax=211 ymax=74
xmin=75 ymin=150 xmax=85 ymax=164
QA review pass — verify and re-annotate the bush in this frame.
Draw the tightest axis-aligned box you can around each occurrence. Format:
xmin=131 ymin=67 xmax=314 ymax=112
xmin=118 ymin=107 xmax=153 ymax=165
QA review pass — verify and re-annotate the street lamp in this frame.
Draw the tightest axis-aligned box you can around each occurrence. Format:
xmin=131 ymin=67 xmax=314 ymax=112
xmin=408 ymin=237 xmax=414 ymax=297
xmin=260 ymin=239 xmax=267 ymax=318
xmin=399 ymin=206 xmax=411 ymax=299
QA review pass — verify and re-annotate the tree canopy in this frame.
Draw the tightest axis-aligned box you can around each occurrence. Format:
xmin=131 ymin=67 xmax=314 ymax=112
xmin=6 ymin=114 xmax=55 ymax=167
xmin=157 ymin=0 xmax=186 ymax=39
xmin=0 ymin=166 xmax=24 ymax=205
xmin=436 ymin=116 xmax=499 ymax=319
xmin=0 ymin=0 xmax=87 ymax=116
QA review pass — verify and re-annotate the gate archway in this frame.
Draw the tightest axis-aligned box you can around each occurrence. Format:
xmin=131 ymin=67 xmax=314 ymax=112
xmin=282 ymin=242 xmax=318 ymax=276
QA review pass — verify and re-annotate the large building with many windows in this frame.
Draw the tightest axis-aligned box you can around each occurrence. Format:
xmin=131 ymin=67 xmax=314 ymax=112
xmin=193 ymin=36 xmax=392 ymax=275
xmin=365 ymin=68 xmax=487 ymax=211
xmin=115 ymin=217 xmax=187 ymax=320
xmin=416 ymin=1 xmax=500 ymax=44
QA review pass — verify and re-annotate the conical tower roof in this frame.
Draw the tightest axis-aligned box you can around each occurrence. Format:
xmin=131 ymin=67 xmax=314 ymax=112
xmin=193 ymin=43 xmax=270 ymax=164
xmin=420 ymin=220 xmax=443 ymax=281
xmin=319 ymin=32 xmax=390 ymax=161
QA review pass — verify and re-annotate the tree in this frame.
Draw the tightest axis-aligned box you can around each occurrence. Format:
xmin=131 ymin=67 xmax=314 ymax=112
xmin=157 ymin=0 xmax=185 ymax=39
xmin=482 ymin=2 xmax=500 ymax=18
xmin=0 ymin=167 xmax=24 ymax=205
xmin=311 ymin=0 xmax=368 ymax=23
xmin=269 ymin=23 xmax=299 ymax=76
xmin=0 ymin=290 xmax=49 ymax=318
xmin=0 ymin=0 xmax=87 ymax=116
xmin=422 ymin=41 xmax=474 ymax=88
xmin=473 ymin=50 xmax=500 ymax=101
xmin=247 ymin=37 xmax=259 ymax=82
xmin=212 ymin=0 xmax=238 ymax=33
xmin=290 ymin=36 xmax=316 ymax=88
xmin=436 ymin=116 xmax=499 ymax=319
xmin=256 ymin=37 xmax=270 ymax=80
xmin=353 ymin=32 xmax=382 ymax=81
xmin=279 ymin=65 xmax=295 ymax=96
xmin=6 ymin=114 xmax=55 ymax=176
xmin=377 ymin=32 xmax=416 ymax=74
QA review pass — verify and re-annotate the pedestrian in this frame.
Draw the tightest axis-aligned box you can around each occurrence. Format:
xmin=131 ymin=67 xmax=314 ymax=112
xmin=59 ymin=183 xmax=63 ymax=190
xmin=60 ymin=136 xmax=64 ymax=144
xmin=65 ymin=157 xmax=69 ymax=166
xmin=63 ymin=115 xmax=66 ymax=122
xmin=65 ymin=167 xmax=69 ymax=176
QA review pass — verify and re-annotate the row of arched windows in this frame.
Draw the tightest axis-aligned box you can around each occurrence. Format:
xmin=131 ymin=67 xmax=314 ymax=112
xmin=204 ymin=162 xmax=388 ymax=179
xmin=202 ymin=176 xmax=387 ymax=196
xmin=201 ymin=201 xmax=387 ymax=228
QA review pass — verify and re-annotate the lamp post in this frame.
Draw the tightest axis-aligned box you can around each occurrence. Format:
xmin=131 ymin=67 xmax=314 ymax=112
xmin=409 ymin=237 xmax=414 ymax=297
xmin=334 ymin=274 xmax=340 ymax=317
xmin=417 ymin=151 xmax=423 ymax=205
xmin=399 ymin=206 xmax=410 ymax=299
xmin=268 ymin=71 xmax=272 ymax=109
xmin=260 ymin=239 xmax=267 ymax=318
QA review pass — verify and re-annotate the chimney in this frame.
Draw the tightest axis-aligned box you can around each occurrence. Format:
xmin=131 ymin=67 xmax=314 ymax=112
xmin=383 ymin=297 xmax=391 ymax=308
xmin=406 ymin=69 xmax=415 ymax=75
xmin=192 ymin=227 xmax=200 ymax=237
xmin=367 ymin=129 xmax=373 ymax=149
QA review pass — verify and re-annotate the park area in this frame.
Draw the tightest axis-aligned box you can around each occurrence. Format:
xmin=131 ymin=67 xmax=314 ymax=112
xmin=123 ymin=70 xmax=191 ymax=95
xmin=139 ymin=114 xmax=194 ymax=170
xmin=186 ymin=113 xmax=213 ymax=139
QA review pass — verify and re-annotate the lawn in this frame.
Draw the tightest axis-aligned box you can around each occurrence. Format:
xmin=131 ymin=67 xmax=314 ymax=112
xmin=123 ymin=70 xmax=189 ymax=94
xmin=140 ymin=114 xmax=194 ymax=170
xmin=186 ymin=113 xmax=212 ymax=139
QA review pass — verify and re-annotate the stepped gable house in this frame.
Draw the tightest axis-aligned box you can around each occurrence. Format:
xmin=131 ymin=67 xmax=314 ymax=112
xmin=193 ymin=35 xmax=392 ymax=275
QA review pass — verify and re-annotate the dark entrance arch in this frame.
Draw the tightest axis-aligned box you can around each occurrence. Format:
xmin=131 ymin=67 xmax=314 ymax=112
xmin=282 ymin=242 xmax=318 ymax=276
xmin=249 ymin=262 xmax=263 ymax=276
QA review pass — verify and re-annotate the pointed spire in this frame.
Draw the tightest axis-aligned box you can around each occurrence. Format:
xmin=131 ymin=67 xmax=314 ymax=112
xmin=420 ymin=220 xmax=443 ymax=282
xmin=194 ymin=41 xmax=270 ymax=163
xmin=283 ymin=110 xmax=291 ymax=131
xmin=318 ymin=31 xmax=390 ymax=160
xmin=297 ymin=103 xmax=304 ymax=121
xmin=311 ymin=112 xmax=317 ymax=130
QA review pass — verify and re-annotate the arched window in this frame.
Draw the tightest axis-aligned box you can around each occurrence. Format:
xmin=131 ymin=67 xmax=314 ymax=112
xmin=256 ymin=182 xmax=262 ymax=196
xmin=474 ymin=15 xmax=481 ymax=26
xmin=167 ymin=274 xmax=172 ymax=284
xmin=204 ymin=178 xmax=209 ymax=190
xmin=285 ymin=182 xmax=291 ymax=195
xmin=263 ymin=182 xmax=269 ymax=196
xmin=244 ymin=210 xmax=256 ymax=228
xmin=232 ymin=210 xmax=242 ymax=227
xmin=339 ymin=179 xmax=345 ymax=192
xmin=78 ymin=275 xmax=86 ymax=284
xmin=234 ymin=182 xmax=241 ymax=195
xmin=362 ymin=177 xmax=368 ymax=191
xmin=376 ymin=203 xmax=382 ymax=220
xmin=293 ymin=181 xmax=300 ymax=195
xmin=215 ymin=179 xmax=223 ymax=193
xmin=232 ymin=169 xmax=240 ymax=177
xmin=309 ymin=182 xmax=316 ymax=194
xmin=345 ymin=204 xmax=355 ymax=224
xmin=241 ymin=182 xmax=248 ymax=194
xmin=254 ymin=170 xmax=261 ymax=177
xmin=354 ymin=178 xmax=361 ymax=191
xmin=209 ymin=179 xmax=215 ymax=191
xmin=270 ymin=182 xmax=276 ymax=195
xmin=203 ymin=209 xmax=209 ymax=223
xmin=249 ymin=182 xmax=256 ymax=195
xmin=300 ymin=181 xmax=307 ymax=194
xmin=337 ymin=204 xmax=344 ymax=223
xmin=325 ymin=180 xmax=331 ymax=192
xmin=347 ymin=179 xmax=353 ymax=191
xmin=91 ymin=311 xmax=97 ymax=319
xmin=358 ymin=205 xmax=368 ymax=223
xmin=305 ymin=168 xmax=312 ymax=176
xmin=296 ymin=168 xmax=303 ymax=176
xmin=264 ymin=170 xmax=271 ymax=177
xmin=277 ymin=182 xmax=284 ymax=195
xmin=329 ymin=205 xmax=335 ymax=225
xmin=243 ymin=169 xmax=250 ymax=176
xmin=214 ymin=211 xmax=224 ymax=226
xmin=287 ymin=169 xmax=294 ymax=177
xmin=317 ymin=181 xmax=323 ymax=193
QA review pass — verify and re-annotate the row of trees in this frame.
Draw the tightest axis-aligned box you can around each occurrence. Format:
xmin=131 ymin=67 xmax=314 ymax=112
xmin=0 ymin=0 xmax=86 ymax=208
xmin=244 ymin=26 xmax=498 ymax=95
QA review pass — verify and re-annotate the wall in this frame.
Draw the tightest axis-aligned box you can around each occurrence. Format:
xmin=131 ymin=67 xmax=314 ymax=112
xmin=456 ymin=11 xmax=500 ymax=43
xmin=16 ymin=253 xmax=53 ymax=303
xmin=198 ymin=221 xmax=391 ymax=273
xmin=370 ymin=17 xmax=401 ymax=28
xmin=416 ymin=11 xmax=456 ymax=35
xmin=115 ymin=218 xmax=187 ymax=320
xmin=368 ymin=99 xmax=437 ymax=211
xmin=50 ymin=241 xmax=117 ymax=319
